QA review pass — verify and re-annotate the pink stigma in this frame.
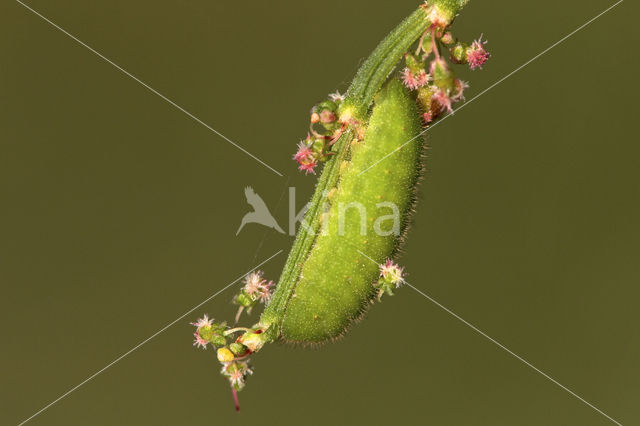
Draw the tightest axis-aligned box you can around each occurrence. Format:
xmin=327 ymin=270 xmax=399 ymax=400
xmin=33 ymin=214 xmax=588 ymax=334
xmin=298 ymin=161 xmax=317 ymax=175
xmin=468 ymin=35 xmax=490 ymax=70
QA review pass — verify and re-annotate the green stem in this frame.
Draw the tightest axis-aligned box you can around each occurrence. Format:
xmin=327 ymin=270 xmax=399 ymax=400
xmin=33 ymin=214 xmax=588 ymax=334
xmin=345 ymin=7 xmax=431 ymax=118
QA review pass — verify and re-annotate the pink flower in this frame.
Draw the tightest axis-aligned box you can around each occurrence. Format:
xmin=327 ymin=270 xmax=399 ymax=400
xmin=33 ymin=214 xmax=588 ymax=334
xmin=415 ymin=70 xmax=431 ymax=88
xmin=379 ymin=259 xmax=404 ymax=286
xmin=229 ymin=369 xmax=245 ymax=387
xmin=221 ymin=361 xmax=253 ymax=390
xmin=193 ymin=332 xmax=209 ymax=349
xmin=432 ymin=88 xmax=454 ymax=114
xmin=451 ymin=79 xmax=469 ymax=102
xmin=467 ymin=35 xmax=490 ymax=70
xmin=402 ymin=68 xmax=418 ymax=90
xmin=190 ymin=314 xmax=214 ymax=329
xmin=298 ymin=161 xmax=317 ymax=175
xmin=256 ymin=280 xmax=274 ymax=304
xmin=423 ymin=111 xmax=434 ymax=124
xmin=402 ymin=68 xmax=430 ymax=91
xmin=294 ymin=140 xmax=319 ymax=174
xmin=243 ymin=271 xmax=275 ymax=304
xmin=294 ymin=141 xmax=314 ymax=163
xmin=243 ymin=271 xmax=264 ymax=296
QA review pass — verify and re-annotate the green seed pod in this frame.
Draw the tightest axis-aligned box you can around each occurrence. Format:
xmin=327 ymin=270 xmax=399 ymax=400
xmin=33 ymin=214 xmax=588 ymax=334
xmin=279 ymin=80 xmax=422 ymax=343
xmin=260 ymin=0 xmax=472 ymax=346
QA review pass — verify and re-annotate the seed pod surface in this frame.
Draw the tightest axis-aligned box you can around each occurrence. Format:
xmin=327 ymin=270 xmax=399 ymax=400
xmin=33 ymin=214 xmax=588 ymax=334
xmin=282 ymin=80 xmax=423 ymax=343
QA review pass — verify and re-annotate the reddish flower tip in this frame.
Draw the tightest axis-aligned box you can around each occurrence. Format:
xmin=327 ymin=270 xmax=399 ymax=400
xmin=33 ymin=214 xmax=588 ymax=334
xmin=451 ymin=79 xmax=469 ymax=102
xmin=380 ymin=259 xmax=404 ymax=286
xmin=432 ymin=88 xmax=454 ymax=115
xmin=190 ymin=314 xmax=214 ymax=329
xmin=243 ymin=271 xmax=274 ymax=304
xmin=298 ymin=161 xmax=317 ymax=175
xmin=402 ymin=68 xmax=417 ymax=90
xmin=293 ymin=141 xmax=314 ymax=163
xmin=294 ymin=141 xmax=319 ymax=174
xmin=193 ymin=332 xmax=209 ymax=349
xmin=467 ymin=35 xmax=490 ymax=70
xmin=402 ymin=68 xmax=430 ymax=91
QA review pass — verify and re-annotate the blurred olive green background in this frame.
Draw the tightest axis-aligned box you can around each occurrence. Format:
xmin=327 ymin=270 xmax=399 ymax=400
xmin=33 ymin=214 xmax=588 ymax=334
xmin=1 ymin=0 xmax=638 ymax=424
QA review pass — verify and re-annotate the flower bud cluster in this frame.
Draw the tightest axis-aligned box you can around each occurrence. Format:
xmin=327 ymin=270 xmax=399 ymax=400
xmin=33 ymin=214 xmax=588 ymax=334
xmin=191 ymin=314 xmax=264 ymax=397
xmin=402 ymin=26 xmax=489 ymax=124
xmin=294 ymin=93 xmax=347 ymax=174
xmin=221 ymin=360 xmax=253 ymax=392
xmin=374 ymin=259 xmax=405 ymax=300
xmin=190 ymin=314 xmax=227 ymax=349
xmin=233 ymin=271 xmax=274 ymax=317
xmin=190 ymin=272 xmax=275 ymax=402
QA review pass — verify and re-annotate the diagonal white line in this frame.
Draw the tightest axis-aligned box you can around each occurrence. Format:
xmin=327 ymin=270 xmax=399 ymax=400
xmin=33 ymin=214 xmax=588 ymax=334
xmin=357 ymin=249 xmax=623 ymax=426
xmin=17 ymin=250 xmax=283 ymax=426
xmin=358 ymin=0 xmax=624 ymax=176
xmin=15 ymin=0 xmax=284 ymax=177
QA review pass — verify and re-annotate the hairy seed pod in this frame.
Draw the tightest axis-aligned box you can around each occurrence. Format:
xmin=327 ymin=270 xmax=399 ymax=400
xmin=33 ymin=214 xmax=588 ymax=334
xmin=281 ymin=80 xmax=423 ymax=342
xmin=259 ymin=0 xmax=472 ymax=346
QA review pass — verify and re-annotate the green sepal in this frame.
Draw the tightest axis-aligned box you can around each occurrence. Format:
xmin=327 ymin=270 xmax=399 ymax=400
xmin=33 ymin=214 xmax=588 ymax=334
xmin=432 ymin=59 xmax=456 ymax=92
xmin=234 ymin=291 xmax=255 ymax=308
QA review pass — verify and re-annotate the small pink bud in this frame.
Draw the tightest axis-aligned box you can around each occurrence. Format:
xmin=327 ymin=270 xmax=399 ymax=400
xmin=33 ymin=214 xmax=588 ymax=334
xmin=319 ymin=110 xmax=336 ymax=124
xmin=440 ymin=31 xmax=454 ymax=45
